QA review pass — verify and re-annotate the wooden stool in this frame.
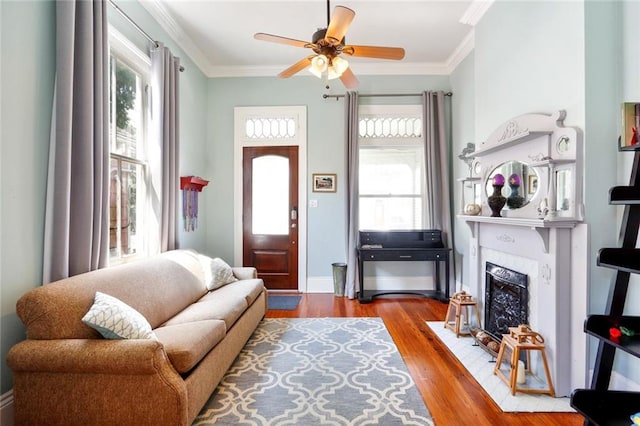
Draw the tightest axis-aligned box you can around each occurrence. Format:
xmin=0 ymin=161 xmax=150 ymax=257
xmin=444 ymin=291 xmax=481 ymax=337
xmin=494 ymin=325 xmax=555 ymax=397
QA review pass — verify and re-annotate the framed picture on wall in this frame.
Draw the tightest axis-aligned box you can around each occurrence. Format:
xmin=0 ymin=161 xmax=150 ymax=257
xmin=312 ymin=174 xmax=337 ymax=192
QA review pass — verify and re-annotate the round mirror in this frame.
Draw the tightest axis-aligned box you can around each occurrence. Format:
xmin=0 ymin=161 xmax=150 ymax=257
xmin=486 ymin=161 xmax=539 ymax=210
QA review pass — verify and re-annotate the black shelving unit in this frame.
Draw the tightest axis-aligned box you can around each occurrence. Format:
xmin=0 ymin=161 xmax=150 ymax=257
xmin=570 ymin=148 xmax=640 ymax=426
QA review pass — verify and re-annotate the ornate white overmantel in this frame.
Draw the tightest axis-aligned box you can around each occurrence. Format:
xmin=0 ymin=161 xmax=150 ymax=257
xmin=458 ymin=111 xmax=586 ymax=397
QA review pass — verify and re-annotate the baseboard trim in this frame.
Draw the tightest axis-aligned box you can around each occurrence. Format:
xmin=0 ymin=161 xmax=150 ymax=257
xmin=1 ymin=390 xmax=14 ymax=426
xmin=305 ymin=276 xmax=438 ymax=294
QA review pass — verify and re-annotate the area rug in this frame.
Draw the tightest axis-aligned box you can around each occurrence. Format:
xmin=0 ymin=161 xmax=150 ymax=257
xmin=194 ymin=318 xmax=434 ymax=425
xmin=267 ymin=295 xmax=301 ymax=311
xmin=425 ymin=321 xmax=574 ymax=413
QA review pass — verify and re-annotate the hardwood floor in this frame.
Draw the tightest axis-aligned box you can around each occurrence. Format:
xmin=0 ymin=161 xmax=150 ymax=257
xmin=266 ymin=293 xmax=582 ymax=426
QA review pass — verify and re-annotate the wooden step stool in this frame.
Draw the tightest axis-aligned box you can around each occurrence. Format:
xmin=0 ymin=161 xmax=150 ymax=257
xmin=493 ymin=325 xmax=555 ymax=397
xmin=444 ymin=291 xmax=481 ymax=337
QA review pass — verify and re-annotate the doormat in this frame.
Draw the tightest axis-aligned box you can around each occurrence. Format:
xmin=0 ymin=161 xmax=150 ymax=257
xmin=267 ymin=295 xmax=301 ymax=310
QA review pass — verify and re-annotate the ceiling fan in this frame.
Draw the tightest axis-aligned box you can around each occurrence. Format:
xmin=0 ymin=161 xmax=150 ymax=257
xmin=254 ymin=0 xmax=405 ymax=89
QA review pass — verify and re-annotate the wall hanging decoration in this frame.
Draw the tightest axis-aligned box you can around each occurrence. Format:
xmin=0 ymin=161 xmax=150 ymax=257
xmin=180 ymin=176 xmax=209 ymax=231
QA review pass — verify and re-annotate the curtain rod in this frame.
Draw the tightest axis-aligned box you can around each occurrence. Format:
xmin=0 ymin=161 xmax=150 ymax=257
xmin=108 ymin=0 xmax=185 ymax=72
xmin=322 ymin=91 xmax=452 ymax=100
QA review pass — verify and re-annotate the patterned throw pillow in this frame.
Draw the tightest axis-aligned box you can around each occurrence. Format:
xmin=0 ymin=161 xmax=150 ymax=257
xmin=82 ymin=292 xmax=156 ymax=339
xmin=200 ymin=255 xmax=238 ymax=290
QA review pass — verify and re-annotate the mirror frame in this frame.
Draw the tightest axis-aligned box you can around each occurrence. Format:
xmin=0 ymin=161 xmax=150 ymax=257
xmin=469 ymin=111 xmax=583 ymax=221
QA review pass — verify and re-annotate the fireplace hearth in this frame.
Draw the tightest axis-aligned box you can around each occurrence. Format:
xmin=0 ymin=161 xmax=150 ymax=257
xmin=484 ymin=262 xmax=528 ymax=341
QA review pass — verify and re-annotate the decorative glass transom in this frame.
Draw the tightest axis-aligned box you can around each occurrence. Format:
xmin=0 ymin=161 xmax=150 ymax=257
xmin=245 ymin=117 xmax=297 ymax=139
xmin=359 ymin=117 xmax=423 ymax=139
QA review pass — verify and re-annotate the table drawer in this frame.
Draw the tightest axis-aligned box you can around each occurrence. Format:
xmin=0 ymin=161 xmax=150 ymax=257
xmin=360 ymin=249 xmax=448 ymax=261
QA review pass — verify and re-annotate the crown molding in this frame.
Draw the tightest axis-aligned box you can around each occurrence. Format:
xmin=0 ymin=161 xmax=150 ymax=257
xmin=460 ymin=0 xmax=494 ymax=26
xmin=445 ymin=29 xmax=474 ymax=73
xmin=139 ymin=0 xmax=476 ymax=79
xmin=205 ymin=61 xmax=450 ymax=78
xmin=138 ymin=0 xmax=215 ymax=75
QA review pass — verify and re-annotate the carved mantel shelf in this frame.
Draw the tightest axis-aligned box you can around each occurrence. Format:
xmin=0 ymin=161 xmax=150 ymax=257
xmin=459 ymin=214 xmax=579 ymax=253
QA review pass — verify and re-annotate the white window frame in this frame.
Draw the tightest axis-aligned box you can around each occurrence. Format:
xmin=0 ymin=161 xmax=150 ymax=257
xmin=358 ymin=104 xmax=426 ymax=230
xmin=108 ymin=26 xmax=152 ymax=264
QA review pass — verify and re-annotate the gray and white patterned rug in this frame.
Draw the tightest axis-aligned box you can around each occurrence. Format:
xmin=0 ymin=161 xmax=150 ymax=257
xmin=194 ymin=318 xmax=434 ymax=425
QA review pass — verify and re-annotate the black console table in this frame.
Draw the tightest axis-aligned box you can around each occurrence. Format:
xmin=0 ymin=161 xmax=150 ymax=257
xmin=357 ymin=230 xmax=451 ymax=303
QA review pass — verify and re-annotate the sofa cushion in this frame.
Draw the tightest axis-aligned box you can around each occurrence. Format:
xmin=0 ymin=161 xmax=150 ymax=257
xmin=82 ymin=292 xmax=156 ymax=340
xmin=198 ymin=255 xmax=237 ymax=290
xmin=199 ymin=279 xmax=265 ymax=307
xmin=154 ymin=320 xmax=226 ymax=373
xmin=163 ymin=292 xmax=248 ymax=330
xmin=17 ymin=250 xmax=208 ymax=340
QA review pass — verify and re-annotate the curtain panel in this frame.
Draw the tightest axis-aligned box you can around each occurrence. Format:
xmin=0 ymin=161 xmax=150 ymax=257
xmin=344 ymin=91 xmax=359 ymax=299
xmin=423 ymin=91 xmax=455 ymax=282
xmin=150 ymin=43 xmax=180 ymax=252
xmin=43 ymin=0 xmax=109 ymax=284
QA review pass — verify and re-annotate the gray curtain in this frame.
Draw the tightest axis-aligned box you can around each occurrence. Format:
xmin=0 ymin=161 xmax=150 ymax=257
xmin=423 ymin=91 xmax=455 ymax=284
xmin=43 ymin=0 xmax=109 ymax=284
xmin=151 ymin=43 xmax=180 ymax=252
xmin=344 ymin=91 xmax=359 ymax=299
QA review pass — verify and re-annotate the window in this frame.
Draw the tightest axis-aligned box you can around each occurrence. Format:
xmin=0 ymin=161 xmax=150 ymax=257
xmin=358 ymin=105 xmax=425 ymax=230
xmin=108 ymin=29 xmax=151 ymax=262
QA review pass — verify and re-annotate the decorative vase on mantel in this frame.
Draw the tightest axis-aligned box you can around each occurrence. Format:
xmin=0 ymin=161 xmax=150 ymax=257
xmin=488 ymin=174 xmax=507 ymax=217
xmin=506 ymin=173 xmax=525 ymax=209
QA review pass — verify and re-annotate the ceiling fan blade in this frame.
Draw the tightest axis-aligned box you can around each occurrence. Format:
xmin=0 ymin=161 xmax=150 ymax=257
xmin=340 ymin=67 xmax=359 ymax=89
xmin=254 ymin=33 xmax=311 ymax=49
xmin=278 ymin=57 xmax=313 ymax=78
xmin=325 ymin=6 xmax=355 ymax=45
xmin=342 ymin=45 xmax=405 ymax=60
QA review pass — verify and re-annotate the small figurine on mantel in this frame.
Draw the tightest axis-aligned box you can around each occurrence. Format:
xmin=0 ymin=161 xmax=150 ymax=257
xmin=458 ymin=143 xmax=476 ymax=178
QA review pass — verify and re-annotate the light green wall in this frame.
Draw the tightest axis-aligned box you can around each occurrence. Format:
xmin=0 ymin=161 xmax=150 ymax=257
xmin=0 ymin=0 xmax=208 ymax=394
xmin=0 ymin=0 xmax=55 ymax=394
xmin=621 ymin=0 xmax=640 ymax=319
xmin=475 ymin=1 xmax=585 ymax=137
xmin=450 ymin=52 xmax=475 ymax=290
xmin=205 ymin=74 xmax=451 ymax=276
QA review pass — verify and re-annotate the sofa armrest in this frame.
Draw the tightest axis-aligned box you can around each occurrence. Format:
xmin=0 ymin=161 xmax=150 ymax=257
xmin=7 ymin=338 xmax=176 ymax=376
xmin=8 ymin=339 xmax=189 ymax=425
xmin=232 ymin=266 xmax=257 ymax=280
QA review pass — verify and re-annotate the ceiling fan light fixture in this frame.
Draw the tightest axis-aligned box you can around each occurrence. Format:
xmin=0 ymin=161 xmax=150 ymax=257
xmin=308 ymin=66 xmax=322 ymax=78
xmin=311 ymin=54 xmax=329 ymax=73
xmin=254 ymin=1 xmax=404 ymax=88
xmin=327 ymin=66 xmax=340 ymax=80
xmin=331 ymin=56 xmax=349 ymax=74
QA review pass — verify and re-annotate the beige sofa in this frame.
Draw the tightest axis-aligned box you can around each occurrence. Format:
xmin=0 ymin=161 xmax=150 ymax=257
xmin=7 ymin=249 xmax=267 ymax=425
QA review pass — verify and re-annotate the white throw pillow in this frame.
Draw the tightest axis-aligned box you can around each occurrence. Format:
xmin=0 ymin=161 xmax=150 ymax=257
xmin=82 ymin=292 xmax=156 ymax=340
xmin=199 ymin=255 xmax=237 ymax=290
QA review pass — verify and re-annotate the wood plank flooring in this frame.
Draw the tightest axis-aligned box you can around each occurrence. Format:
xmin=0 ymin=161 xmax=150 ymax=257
xmin=266 ymin=293 xmax=582 ymax=426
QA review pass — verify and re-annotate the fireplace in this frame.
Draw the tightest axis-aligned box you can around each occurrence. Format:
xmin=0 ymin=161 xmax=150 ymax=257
xmin=484 ymin=262 xmax=528 ymax=341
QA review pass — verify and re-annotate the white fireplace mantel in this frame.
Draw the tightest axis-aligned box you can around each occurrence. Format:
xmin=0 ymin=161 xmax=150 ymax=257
xmin=459 ymin=111 xmax=586 ymax=397
xmin=460 ymin=215 xmax=579 ymax=253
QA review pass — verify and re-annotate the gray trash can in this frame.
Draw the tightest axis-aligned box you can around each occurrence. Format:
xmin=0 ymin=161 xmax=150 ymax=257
xmin=332 ymin=263 xmax=347 ymax=297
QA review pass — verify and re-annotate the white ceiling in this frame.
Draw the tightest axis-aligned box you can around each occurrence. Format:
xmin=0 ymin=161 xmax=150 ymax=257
xmin=138 ymin=0 xmax=493 ymax=78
